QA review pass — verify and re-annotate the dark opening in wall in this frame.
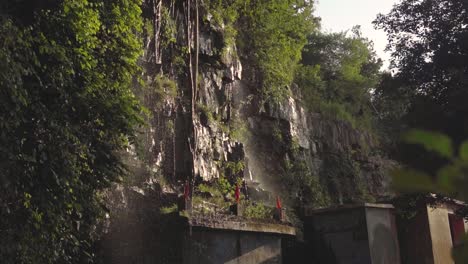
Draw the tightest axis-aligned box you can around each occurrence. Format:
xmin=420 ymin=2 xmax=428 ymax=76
xmin=448 ymin=213 xmax=465 ymax=247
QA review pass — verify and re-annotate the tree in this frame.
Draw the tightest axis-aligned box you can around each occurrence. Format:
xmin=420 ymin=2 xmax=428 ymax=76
xmin=237 ymin=0 xmax=317 ymax=103
xmin=0 ymin=0 xmax=142 ymax=262
xmin=374 ymin=0 xmax=468 ymax=143
xmin=296 ymin=27 xmax=382 ymax=128
xmin=372 ymin=72 xmax=412 ymax=151
xmin=374 ymin=2 xmax=468 ymax=260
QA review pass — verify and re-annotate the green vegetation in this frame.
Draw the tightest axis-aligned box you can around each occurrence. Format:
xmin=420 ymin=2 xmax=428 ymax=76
xmin=217 ymin=175 xmax=235 ymax=197
xmin=392 ymin=130 xmax=468 ymax=198
xmin=266 ymin=119 xmax=331 ymax=208
xmin=316 ymin=102 xmax=358 ymax=127
xmin=195 ymin=179 xmax=273 ymax=220
xmin=203 ymin=0 xmax=242 ymax=49
xmin=193 ymin=177 xmax=238 ymax=213
xmin=160 ymin=203 xmax=178 ymax=214
xmin=244 ymin=202 xmax=271 ymax=219
xmin=0 ymin=0 xmax=143 ymax=262
xmin=149 ymin=75 xmax=178 ymax=108
xmin=3 ymin=0 xmax=467 ymax=261
xmin=281 ymin=146 xmax=331 ymax=208
xmin=160 ymin=6 xmax=177 ymax=48
xmin=203 ymin=1 xmax=380 ymax=133
xmin=197 ymin=101 xmax=250 ymax=143
xmin=238 ymin=0 xmax=316 ymax=103
xmin=229 ymin=115 xmax=251 ymax=142
xmin=373 ymin=0 xmax=468 ymax=175
xmin=296 ymin=28 xmax=382 ymax=130
xmin=223 ymin=160 xmax=245 ymax=176
xmin=373 ymin=1 xmax=468 ymax=261
xmin=197 ymin=102 xmax=216 ymax=123
xmin=321 ymin=153 xmax=373 ymax=204
xmin=391 ymin=130 xmax=468 ymax=262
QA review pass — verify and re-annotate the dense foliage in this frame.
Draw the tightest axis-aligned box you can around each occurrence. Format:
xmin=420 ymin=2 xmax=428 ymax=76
xmin=374 ymin=0 xmax=468 ymax=167
xmin=373 ymin=1 xmax=468 ymax=260
xmin=7 ymin=0 xmax=468 ymax=261
xmin=0 ymin=0 xmax=142 ymax=262
xmin=236 ymin=4 xmax=383 ymax=210
xmin=296 ymin=27 xmax=382 ymax=128
xmin=237 ymin=0 xmax=317 ymax=103
xmin=392 ymin=130 xmax=468 ymax=262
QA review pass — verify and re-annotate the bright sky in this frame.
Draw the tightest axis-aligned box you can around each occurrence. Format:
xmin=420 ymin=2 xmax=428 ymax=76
xmin=315 ymin=0 xmax=399 ymax=70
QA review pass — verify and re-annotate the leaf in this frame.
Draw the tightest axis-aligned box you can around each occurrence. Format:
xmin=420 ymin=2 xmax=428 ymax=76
xmin=391 ymin=168 xmax=435 ymax=193
xmin=459 ymin=141 xmax=468 ymax=161
xmin=403 ymin=129 xmax=453 ymax=159
xmin=436 ymin=165 xmax=459 ymax=194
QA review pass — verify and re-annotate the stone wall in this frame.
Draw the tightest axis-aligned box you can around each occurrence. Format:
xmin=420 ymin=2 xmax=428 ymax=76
xmin=305 ymin=207 xmax=371 ymax=263
xmin=183 ymin=230 xmax=282 ymax=264
xmin=366 ymin=207 xmax=401 ymax=264
xmin=304 ymin=204 xmax=400 ymax=264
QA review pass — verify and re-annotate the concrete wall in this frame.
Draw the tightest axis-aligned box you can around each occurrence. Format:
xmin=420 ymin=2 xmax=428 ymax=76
xmin=398 ymin=203 xmax=462 ymax=264
xmin=183 ymin=229 xmax=282 ymax=264
xmin=305 ymin=205 xmax=401 ymax=264
xmin=397 ymin=208 xmax=434 ymax=264
xmin=365 ymin=207 xmax=401 ymax=264
xmin=306 ymin=208 xmax=372 ymax=264
xmin=426 ymin=206 xmax=454 ymax=264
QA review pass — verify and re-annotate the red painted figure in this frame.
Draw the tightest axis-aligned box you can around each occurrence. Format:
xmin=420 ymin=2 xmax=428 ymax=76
xmin=275 ymin=196 xmax=283 ymax=221
xmin=184 ymin=181 xmax=190 ymax=200
xmin=235 ymin=185 xmax=240 ymax=203
xmin=276 ymin=196 xmax=282 ymax=209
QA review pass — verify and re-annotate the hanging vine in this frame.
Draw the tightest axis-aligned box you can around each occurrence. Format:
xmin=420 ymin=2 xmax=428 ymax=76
xmin=184 ymin=0 xmax=200 ymax=206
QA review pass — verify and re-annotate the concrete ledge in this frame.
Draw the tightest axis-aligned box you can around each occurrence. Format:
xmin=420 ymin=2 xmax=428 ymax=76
xmin=186 ymin=215 xmax=296 ymax=236
xmin=304 ymin=203 xmax=394 ymax=216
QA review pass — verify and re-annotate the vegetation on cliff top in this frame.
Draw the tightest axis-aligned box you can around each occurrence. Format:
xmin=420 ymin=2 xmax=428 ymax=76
xmin=237 ymin=0 xmax=317 ymax=103
xmin=297 ymin=27 xmax=382 ymax=129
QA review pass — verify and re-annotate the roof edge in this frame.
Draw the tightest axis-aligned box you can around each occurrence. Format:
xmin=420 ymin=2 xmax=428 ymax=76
xmin=304 ymin=203 xmax=394 ymax=216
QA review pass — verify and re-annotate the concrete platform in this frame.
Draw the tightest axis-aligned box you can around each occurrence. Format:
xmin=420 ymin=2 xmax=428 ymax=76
xmin=186 ymin=214 xmax=296 ymax=236
xmin=182 ymin=213 xmax=296 ymax=264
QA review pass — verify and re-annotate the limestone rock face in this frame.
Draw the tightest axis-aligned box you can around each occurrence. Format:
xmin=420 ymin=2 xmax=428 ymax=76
xmin=193 ymin=40 xmax=244 ymax=181
xmin=106 ymin=0 xmax=395 ymax=241
xmin=98 ymin=1 xmax=397 ymax=262
xmin=126 ymin=0 xmax=396 ymax=202
xmin=245 ymin=93 xmax=396 ymax=204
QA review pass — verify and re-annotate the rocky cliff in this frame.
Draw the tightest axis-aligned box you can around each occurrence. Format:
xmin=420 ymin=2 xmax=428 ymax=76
xmin=98 ymin=1 xmax=396 ymax=262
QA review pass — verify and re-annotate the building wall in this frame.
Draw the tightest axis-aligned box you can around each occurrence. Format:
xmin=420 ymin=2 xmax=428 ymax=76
xmin=365 ymin=207 xmax=401 ymax=264
xmin=183 ymin=229 xmax=282 ymax=264
xmin=397 ymin=208 xmax=434 ymax=264
xmin=426 ymin=206 xmax=454 ymax=264
xmin=306 ymin=208 xmax=372 ymax=264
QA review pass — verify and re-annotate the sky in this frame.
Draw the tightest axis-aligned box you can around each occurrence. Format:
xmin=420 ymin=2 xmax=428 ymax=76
xmin=314 ymin=0 xmax=399 ymax=69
